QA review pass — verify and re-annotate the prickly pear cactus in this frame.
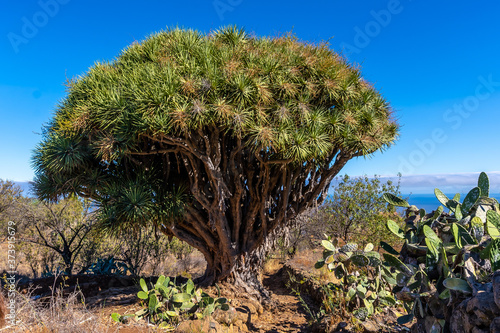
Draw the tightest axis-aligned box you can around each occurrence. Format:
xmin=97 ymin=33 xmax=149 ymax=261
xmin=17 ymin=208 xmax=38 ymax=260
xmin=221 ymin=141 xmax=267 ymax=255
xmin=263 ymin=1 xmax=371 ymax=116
xmin=316 ymin=237 xmax=394 ymax=322
xmin=382 ymin=172 xmax=500 ymax=331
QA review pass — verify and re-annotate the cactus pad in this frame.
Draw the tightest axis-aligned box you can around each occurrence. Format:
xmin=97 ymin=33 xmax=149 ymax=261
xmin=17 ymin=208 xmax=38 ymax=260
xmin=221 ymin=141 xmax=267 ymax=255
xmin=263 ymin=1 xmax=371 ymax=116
xmin=351 ymin=254 xmax=370 ymax=267
xmin=353 ymin=307 xmax=369 ymax=320
xmin=461 ymin=187 xmax=480 ymax=215
xmin=478 ymin=172 xmax=489 ymax=197
xmin=334 ymin=252 xmax=350 ymax=262
xmin=489 ymin=238 xmax=500 ymax=271
xmin=340 ymin=243 xmax=358 ymax=252
xmin=383 ymin=193 xmax=410 ymax=207
xmin=471 ymin=216 xmax=484 ymax=241
xmin=434 ymin=188 xmax=449 ymax=208
xmin=443 ymin=278 xmax=472 ymax=293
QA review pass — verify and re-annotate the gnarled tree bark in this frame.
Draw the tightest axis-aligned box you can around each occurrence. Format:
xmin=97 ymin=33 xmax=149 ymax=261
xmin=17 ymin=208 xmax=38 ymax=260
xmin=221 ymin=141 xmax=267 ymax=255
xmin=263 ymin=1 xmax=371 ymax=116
xmin=135 ymin=127 xmax=356 ymax=299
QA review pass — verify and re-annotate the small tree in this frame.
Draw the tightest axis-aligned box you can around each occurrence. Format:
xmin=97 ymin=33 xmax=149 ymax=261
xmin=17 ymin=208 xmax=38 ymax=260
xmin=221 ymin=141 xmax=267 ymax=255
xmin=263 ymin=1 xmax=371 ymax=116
xmin=20 ymin=196 xmax=94 ymax=276
xmin=308 ymin=174 xmax=404 ymax=247
xmin=32 ymin=27 xmax=398 ymax=297
xmin=112 ymin=226 xmax=174 ymax=276
xmin=0 ymin=180 xmax=23 ymax=235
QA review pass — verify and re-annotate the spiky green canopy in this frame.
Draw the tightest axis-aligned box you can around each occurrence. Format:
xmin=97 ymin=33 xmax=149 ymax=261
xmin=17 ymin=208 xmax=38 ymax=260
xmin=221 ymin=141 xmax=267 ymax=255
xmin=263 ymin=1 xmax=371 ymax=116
xmin=42 ymin=26 xmax=396 ymax=161
xmin=33 ymin=27 xmax=398 ymax=277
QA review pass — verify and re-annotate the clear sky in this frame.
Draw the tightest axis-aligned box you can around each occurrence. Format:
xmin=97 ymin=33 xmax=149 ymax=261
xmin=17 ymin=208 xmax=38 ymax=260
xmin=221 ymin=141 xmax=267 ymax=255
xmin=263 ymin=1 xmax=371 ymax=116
xmin=1 ymin=0 xmax=500 ymax=193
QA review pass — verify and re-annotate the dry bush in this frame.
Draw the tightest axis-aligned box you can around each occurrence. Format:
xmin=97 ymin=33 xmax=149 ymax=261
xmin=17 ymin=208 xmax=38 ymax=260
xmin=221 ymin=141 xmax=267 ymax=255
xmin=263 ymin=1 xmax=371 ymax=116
xmin=263 ymin=258 xmax=282 ymax=275
xmin=287 ymin=248 xmax=339 ymax=284
xmin=163 ymin=250 xmax=206 ymax=279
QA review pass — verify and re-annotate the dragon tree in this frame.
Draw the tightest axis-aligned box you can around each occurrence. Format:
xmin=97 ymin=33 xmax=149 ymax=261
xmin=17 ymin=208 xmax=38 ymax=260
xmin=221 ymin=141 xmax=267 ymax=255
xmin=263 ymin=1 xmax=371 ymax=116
xmin=32 ymin=26 xmax=398 ymax=298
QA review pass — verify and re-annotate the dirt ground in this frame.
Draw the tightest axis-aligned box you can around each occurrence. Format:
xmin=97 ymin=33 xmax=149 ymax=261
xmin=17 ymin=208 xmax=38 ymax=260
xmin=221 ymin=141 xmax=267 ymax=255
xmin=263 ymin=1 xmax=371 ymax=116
xmin=95 ymin=266 xmax=312 ymax=333
xmin=253 ymin=268 xmax=311 ymax=332
xmin=4 ymin=250 xmax=412 ymax=332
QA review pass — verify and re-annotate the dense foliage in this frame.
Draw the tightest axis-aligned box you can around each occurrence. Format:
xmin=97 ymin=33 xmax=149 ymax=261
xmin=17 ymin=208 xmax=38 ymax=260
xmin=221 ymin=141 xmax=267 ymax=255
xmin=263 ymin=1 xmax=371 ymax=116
xmin=308 ymin=174 xmax=404 ymax=246
xmin=316 ymin=239 xmax=396 ymax=322
xmin=32 ymin=26 xmax=398 ymax=289
xmin=382 ymin=172 xmax=500 ymax=331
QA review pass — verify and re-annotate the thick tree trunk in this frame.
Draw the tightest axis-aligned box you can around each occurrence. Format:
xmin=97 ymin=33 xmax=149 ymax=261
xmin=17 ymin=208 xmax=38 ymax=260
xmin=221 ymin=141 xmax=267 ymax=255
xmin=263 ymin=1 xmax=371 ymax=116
xmin=229 ymin=249 xmax=271 ymax=300
xmin=166 ymin=218 xmax=303 ymax=303
xmin=149 ymin=130 xmax=356 ymax=301
xmin=198 ymin=246 xmax=270 ymax=301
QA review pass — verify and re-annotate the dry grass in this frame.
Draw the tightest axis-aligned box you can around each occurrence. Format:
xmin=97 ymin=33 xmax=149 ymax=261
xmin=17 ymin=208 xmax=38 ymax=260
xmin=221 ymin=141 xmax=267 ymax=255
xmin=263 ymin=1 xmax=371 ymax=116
xmin=2 ymin=251 xmax=207 ymax=333
xmin=287 ymin=248 xmax=319 ymax=271
xmin=5 ymin=286 xmax=108 ymax=332
xmin=287 ymin=247 xmax=340 ymax=284
xmin=141 ymin=250 xmax=206 ymax=279
xmin=263 ymin=257 xmax=282 ymax=275
xmin=2 ymin=286 xmax=167 ymax=333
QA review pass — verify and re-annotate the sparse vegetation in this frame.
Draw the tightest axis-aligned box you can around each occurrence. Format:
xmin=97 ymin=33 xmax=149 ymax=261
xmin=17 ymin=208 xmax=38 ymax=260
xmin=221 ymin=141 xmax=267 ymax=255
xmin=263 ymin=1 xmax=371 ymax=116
xmin=0 ymin=184 xmax=198 ymax=279
xmin=5 ymin=172 xmax=498 ymax=332
xmin=7 ymin=285 xmax=105 ymax=332
xmin=19 ymin=196 xmax=95 ymax=276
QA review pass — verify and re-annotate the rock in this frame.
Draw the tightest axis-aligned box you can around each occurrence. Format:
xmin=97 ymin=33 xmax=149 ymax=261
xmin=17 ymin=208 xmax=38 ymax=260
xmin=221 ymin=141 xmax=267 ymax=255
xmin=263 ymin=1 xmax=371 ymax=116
xmin=234 ymin=320 xmax=248 ymax=332
xmin=450 ymin=289 xmax=500 ymax=333
xmin=490 ymin=317 xmax=500 ymax=333
xmin=493 ymin=271 xmax=500 ymax=309
xmin=235 ymin=306 xmax=250 ymax=322
xmin=213 ymin=307 xmax=239 ymax=326
xmin=246 ymin=303 xmax=257 ymax=315
xmin=215 ymin=324 xmax=241 ymax=333
xmin=412 ymin=317 xmax=442 ymax=333
xmin=466 ymin=289 xmax=500 ymax=327
xmin=450 ymin=300 xmax=474 ymax=333
xmin=474 ymin=205 xmax=489 ymax=223
xmin=472 ymin=328 xmax=489 ymax=333
xmin=175 ymin=317 xmax=222 ymax=333
xmin=245 ymin=297 xmax=263 ymax=315
xmin=428 ymin=319 xmax=443 ymax=333
xmin=411 ymin=321 xmax=427 ymax=333
xmin=233 ymin=307 xmax=251 ymax=332
xmin=426 ymin=292 xmax=446 ymax=320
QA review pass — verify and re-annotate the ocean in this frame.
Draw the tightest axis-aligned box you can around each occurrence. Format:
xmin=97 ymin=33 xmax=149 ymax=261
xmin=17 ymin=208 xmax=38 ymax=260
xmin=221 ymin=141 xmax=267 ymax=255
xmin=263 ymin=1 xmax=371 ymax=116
xmin=402 ymin=193 xmax=500 ymax=213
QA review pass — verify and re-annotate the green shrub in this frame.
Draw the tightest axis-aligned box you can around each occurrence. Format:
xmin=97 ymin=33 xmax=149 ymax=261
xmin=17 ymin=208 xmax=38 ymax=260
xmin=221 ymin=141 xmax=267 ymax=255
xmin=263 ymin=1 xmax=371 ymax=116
xmin=308 ymin=174 xmax=405 ymax=249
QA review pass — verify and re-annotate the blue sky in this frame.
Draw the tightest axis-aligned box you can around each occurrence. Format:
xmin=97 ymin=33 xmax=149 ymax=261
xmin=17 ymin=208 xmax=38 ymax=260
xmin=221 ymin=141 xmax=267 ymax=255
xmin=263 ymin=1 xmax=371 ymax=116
xmin=1 ymin=0 xmax=500 ymax=194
